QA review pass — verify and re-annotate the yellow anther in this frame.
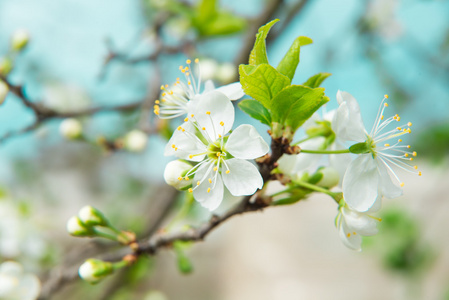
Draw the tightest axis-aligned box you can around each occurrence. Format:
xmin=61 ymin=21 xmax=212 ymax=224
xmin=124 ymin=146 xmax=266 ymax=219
xmin=418 ymin=171 xmax=422 ymax=176
xmin=208 ymin=178 xmax=212 ymax=183
xmin=381 ymin=115 xmax=384 ymax=120
xmin=177 ymin=126 xmax=182 ymax=131
xmin=189 ymin=155 xmax=193 ymax=159
xmin=207 ymin=188 xmax=211 ymax=193
xmin=226 ymin=170 xmax=230 ymax=174
xmin=181 ymin=69 xmax=186 ymax=73
xmin=154 ymin=105 xmax=159 ymax=109
xmin=218 ymin=134 xmax=222 ymax=138
xmin=186 ymin=59 xmax=191 ymax=64
xmin=188 ymin=188 xmax=193 ymax=193
xmin=397 ymin=117 xmax=401 ymax=121
xmin=213 ymin=167 xmax=218 ymax=171
xmin=398 ymin=139 xmax=402 ymax=142
xmin=414 ymin=166 xmax=418 ymax=170
xmin=155 ymin=100 xmax=160 ymax=104
xmin=185 ymin=67 xmax=189 ymax=71
xmin=353 ymin=232 xmax=356 ymax=235
xmin=408 ymin=122 xmax=412 ymax=127
xmin=178 ymin=177 xmax=182 ymax=181
xmin=161 ymin=99 xmax=166 ymax=102
xmin=220 ymin=121 xmax=224 ymax=126
xmin=347 ymin=233 xmax=351 ymax=237
xmin=197 ymin=181 xmax=200 ymax=186
xmin=182 ymin=129 xmax=185 ymax=132
xmin=169 ymin=91 xmax=174 ymax=95
xmin=410 ymin=157 xmax=414 ymax=161
xmin=412 ymin=151 xmax=417 ymax=156
xmin=405 ymin=153 xmax=409 ymax=157
xmin=160 ymin=85 xmax=165 ymax=90
xmin=400 ymin=182 xmax=405 ymax=187
xmin=185 ymin=176 xmax=189 ymax=180
xmin=176 ymin=77 xmax=180 ymax=81
xmin=188 ymin=81 xmax=191 ymax=85
xmin=184 ymin=117 xmax=189 ymax=122
xmin=191 ymin=114 xmax=194 ymax=117
xmin=206 ymin=111 xmax=211 ymax=115
xmin=384 ymin=103 xmax=389 ymax=107
xmin=202 ymin=127 xmax=206 ymax=130
xmin=162 ymin=92 xmax=166 ymax=96
xmin=407 ymin=145 xmax=411 ymax=148
xmin=165 ymin=84 xmax=168 ymax=88
xmin=175 ymin=148 xmax=178 ymax=151
xmin=397 ymin=127 xmax=402 ymax=131
xmin=154 ymin=110 xmax=159 ymax=115
xmin=384 ymin=144 xmax=390 ymax=147
xmin=172 ymin=144 xmax=176 ymax=148
xmin=179 ymin=66 xmax=183 ymax=70
xmin=384 ymin=94 xmax=389 ymax=99
xmin=195 ymin=58 xmax=199 ymax=63
xmin=216 ymin=152 xmax=221 ymax=157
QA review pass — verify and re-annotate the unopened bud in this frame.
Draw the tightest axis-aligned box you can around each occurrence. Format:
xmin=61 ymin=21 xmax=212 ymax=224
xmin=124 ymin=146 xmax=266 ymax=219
xmin=0 ymin=80 xmax=9 ymax=105
xmin=79 ymin=259 xmax=113 ymax=284
xmin=216 ymin=63 xmax=237 ymax=84
xmin=124 ymin=130 xmax=148 ymax=152
xmin=67 ymin=216 xmax=94 ymax=237
xmin=0 ymin=57 xmax=13 ymax=76
xmin=317 ymin=167 xmax=340 ymax=188
xmin=164 ymin=160 xmax=193 ymax=190
xmin=11 ymin=29 xmax=30 ymax=52
xmin=60 ymin=118 xmax=82 ymax=139
xmin=78 ymin=205 xmax=108 ymax=227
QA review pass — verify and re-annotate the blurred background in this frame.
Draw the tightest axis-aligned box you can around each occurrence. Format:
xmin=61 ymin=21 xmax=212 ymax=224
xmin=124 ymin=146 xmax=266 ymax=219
xmin=0 ymin=0 xmax=448 ymax=299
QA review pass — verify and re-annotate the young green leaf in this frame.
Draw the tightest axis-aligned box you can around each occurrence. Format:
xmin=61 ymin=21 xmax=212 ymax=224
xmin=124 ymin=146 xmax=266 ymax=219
xmin=239 ymin=63 xmax=290 ymax=109
xmin=276 ymin=36 xmax=313 ymax=81
xmin=303 ymin=72 xmax=332 ymax=88
xmin=238 ymin=99 xmax=272 ymax=126
xmin=249 ymin=19 xmax=279 ymax=66
xmin=271 ymin=85 xmax=329 ymax=132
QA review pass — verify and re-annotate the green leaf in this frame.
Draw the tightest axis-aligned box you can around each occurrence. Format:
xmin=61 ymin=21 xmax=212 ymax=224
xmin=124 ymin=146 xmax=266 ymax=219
xmin=238 ymin=99 xmax=271 ymax=125
xmin=249 ymin=19 xmax=279 ymax=66
xmin=303 ymin=72 xmax=332 ymax=88
xmin=276 ymin=36 xmax=313 ymax=80
xmin=239 ymin=63 xmax=290 ymax=109
xmin=196 ymin=0 xmax=217 ymax=24
xmin=271 ymin=85 xmax=329 ymax=132
xmin=200 ymin=12 xmax=246 ymax=36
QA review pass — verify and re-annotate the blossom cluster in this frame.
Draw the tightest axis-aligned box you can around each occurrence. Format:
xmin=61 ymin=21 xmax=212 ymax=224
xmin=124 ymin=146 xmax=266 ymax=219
xmin=157 ymin=59 xmax=269 ymax=211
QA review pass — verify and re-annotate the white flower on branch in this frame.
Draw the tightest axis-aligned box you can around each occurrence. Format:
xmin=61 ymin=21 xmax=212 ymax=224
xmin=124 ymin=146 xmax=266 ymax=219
xmin=335 ymin=201 xmax=381 ymax=251
xmin=164 ymin=92 xmax=269 ymax=210
xmin=154 ymin=59 xmax=244 ymax=119
xmin=164 ymin=160 xmax=193 ymax=190
xmin=124 ymin=130 xmax=148 ymax=152
xmin=333 ymin=91 xmax=420 ymax=212
xmin=59 ymin=118 xmax=82 ymax=140
xmin=0 ymin=261 xmax=40 ymax=300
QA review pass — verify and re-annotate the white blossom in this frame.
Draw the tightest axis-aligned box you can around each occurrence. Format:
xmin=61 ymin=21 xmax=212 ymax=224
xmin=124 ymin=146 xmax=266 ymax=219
xmin=59 ymin=118 xmax=82 ymax=140
xmin=11 ymin=29 xmax=30 ymax=52
xmin=153 ymin=59 xmax=244 ymax=119
xmin=333 ymin=91 xmax=420 ymax=212
xmin=79 ymin=259 xmax=113 ymax=284
xmin=164 ymin=91 xmax=269 ymax=210
xmin=124 ymin=130 xmax=148 ymax=152
xmin=164 ymin=160 xmax=193 ymax=190
xmin=335 ymin=202 xmax=381 ymax=251
xmin=0 ymin=261 xmax=40 ymax=300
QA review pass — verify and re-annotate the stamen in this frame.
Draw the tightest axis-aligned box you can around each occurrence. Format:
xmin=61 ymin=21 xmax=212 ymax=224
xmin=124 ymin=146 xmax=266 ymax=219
xmin=197 ymin=181 xmax=200 ymax=186
xmin=226 ymin=170 xmax=230 ymax=174
xmin=185 ymin=176 xmax=189 ymax=180
xmin=400 ymin=182 xmax=405 ymax=187
xmin=178 ymin=177 xmax=182 ymax=181
xmin=207 ymin=188 xmax=211 ymax=193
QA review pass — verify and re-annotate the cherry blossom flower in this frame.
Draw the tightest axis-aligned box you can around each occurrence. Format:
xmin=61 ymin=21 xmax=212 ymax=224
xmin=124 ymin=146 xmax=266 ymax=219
xmin=0 ymin=261 xmax=40 ymax=300
xmin=164 ymin=91 xmax=269 ymax=210
xmin=335 ymin=200 xmax=381 ymax=251
xmin=153 ymin=59 xmax=244 ymax=119
xmin=333 ymin=91 xmax=420 ymax=212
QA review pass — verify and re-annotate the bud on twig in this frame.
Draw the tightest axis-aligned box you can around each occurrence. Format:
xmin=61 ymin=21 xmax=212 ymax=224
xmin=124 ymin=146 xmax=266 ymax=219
xmin=11 ymin=29 xmax=30 ymax=52
xmin=0 ymin=80 xmax=9 ymax=105
xmin=66 ymin=216 xmax=94 ymax=237
xmin=59 ymin=118 xmax=82 ymax=140
xmin=124 ymin=130 xmax=148 ymax=152
xmin=78 ymin=205 xmax=109 ymax=227
xmin=164 ymin=160 xmax=193 ymax=190
xmin=78 ymin=259 xmax=113 ymax=284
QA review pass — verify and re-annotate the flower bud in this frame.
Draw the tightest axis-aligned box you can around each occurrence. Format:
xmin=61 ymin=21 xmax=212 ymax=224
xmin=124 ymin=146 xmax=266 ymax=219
xmin=0 ymin=80 xmax=9 ymax=105
xmin=78 ymin=259 xmax=113 ymax=284
xmin=164 ymin=160 xmax=193 ymax=190
xmin=124 ymin=130 xmax=148 ymax=152
xmin=78 ymin=205 xmax=109 ymax=227
xmin=216 ymin=63 xmax=237 ymax=84
xmin=317 ymin=167 xmax=340 ymax=189
xmin=11 ymin=29 xmax=30 ymax=52
xmin=60 ymin=118 xmax=82 ymax=139
xmin=66 ymin=216 xmax=94 ymax=237
xmin=0 ymin=57 xmax=13 ymax=76
xmin=198 ymin=59 xmax=218 ymax=82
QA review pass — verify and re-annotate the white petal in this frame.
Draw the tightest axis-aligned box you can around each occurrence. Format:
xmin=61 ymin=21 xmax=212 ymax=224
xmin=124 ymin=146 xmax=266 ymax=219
xmin=277 ymin=137 xmax=324 ymax=176
xmin=192 ymin=91 xmax=234 ymax=141
xmin=225 ymin=125 xmax=269 ymax=159
xmin=332 ymin=90 xmax=366 ymax=142
xmin=341 ymin=207 xmax=379 ymax=236
xmin=215 ymin=82 xmax=245 ymax=100
xmin=222 ymin=159 xmax=263 ymax=196
xmin=343 ymin=155 xmax=379 ymax=212
xmin=376 ymin=159 xmax=403 ymax=199
xmin=338 ymin=219 xmax=362 ymax=251
xmin=193 ymin=167 xmax=224 ymax=211
xmin=203 ymin=80 xmax=215 ymax=93
xmin=329 ymin=141 xmax=352 ymax=184
xmin=164 ymin=122 xmax=206 ymax=161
